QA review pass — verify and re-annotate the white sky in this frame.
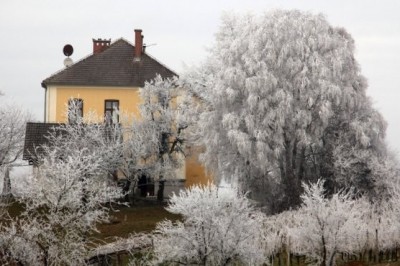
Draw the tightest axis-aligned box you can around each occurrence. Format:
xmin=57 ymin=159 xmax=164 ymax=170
xmin=1 ymin=0 xmax=399 ymax=152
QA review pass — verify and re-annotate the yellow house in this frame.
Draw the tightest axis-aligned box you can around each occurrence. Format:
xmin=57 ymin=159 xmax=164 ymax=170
xmin=28 ymin=29 xmax=210 ymax=193
xmin=42 ymin=30 xmax=171 ymax=124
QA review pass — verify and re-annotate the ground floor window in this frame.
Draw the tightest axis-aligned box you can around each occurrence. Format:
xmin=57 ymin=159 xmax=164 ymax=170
xmin=104 ymin=100 xmax=119 ymax=124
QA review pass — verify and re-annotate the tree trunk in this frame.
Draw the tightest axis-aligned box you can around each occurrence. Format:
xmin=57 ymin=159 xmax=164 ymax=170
xmin=328 ymin=251 xmax=336 ymax=266
xmin=321 ymin=234 xmax=327 ymax=266
xmin=157 ymin=180 xmax=165 ymax=202
xmin=281 ymin=136 xmax=301 ymax=210
xmin=284 ymin=236 xmax=292 ymax=266
xmin=2 ymin=166 xmax=12 ymax=199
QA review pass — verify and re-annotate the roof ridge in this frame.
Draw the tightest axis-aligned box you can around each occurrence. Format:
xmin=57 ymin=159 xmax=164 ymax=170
xmin=118 ymin=37 xmax=177 ymax=76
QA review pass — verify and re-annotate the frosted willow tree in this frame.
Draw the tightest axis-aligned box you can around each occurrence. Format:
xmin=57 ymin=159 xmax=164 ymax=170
xmin=186 ymin=10 xmax=388 ymax=212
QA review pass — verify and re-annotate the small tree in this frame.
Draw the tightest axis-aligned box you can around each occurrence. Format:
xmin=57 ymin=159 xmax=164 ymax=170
xmin=0 ymin=112 xmax=123 ymax=265
xmin=291 ymin=179 xmax=365 ymax=266
xmin=50 ymin=102 xmax=124 ymax=178
xmin=121 ymin=75 xmax=188 ymax=202
xmin=0 ymin=94 xmax=30 ymax=198
xmin=153 ymin=184 xmax=266 ymax=265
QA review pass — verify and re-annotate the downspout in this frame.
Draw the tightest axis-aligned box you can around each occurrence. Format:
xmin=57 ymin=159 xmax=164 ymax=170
xmin=42 ymin=81 xmax=47 ymax=122
xmin=44 ymin=87 xmax=47 ymax=122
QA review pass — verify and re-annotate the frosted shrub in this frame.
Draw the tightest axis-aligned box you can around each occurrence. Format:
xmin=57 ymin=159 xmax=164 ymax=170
xmin=153 ymin=184 xmax=267 ymax=265
xmin=290 ymin=179 xmax=365 ymax=266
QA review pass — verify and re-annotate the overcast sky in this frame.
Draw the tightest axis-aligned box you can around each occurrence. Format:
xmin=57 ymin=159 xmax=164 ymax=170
xmin=1 ymin=0 xmax=399 ymax=152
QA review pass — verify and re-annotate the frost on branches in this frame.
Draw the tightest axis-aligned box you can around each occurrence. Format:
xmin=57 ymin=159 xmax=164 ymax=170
xmin=150 ymin=178 xmax=400 ymax=266
xmin=122 ymin=75 xmax=189 ymax=201
xmin=0 ymin=93 xmax=30 ymax=197
xmin=290 ymin=180 xmax=365 ymax=266
xmin=185 ymin=10 xmax=389 ymax=212
xmin=0 ymin=112 xmax=123 ymax=265
xmin=153 ymin=184 xmax=267 ymax=265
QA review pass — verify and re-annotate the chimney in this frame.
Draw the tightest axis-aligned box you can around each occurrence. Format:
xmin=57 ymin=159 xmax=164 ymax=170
xmin=134 ymin=29 xmax=143 ymax=61
xmin=93 ymin=38 xmax=111 ymax=54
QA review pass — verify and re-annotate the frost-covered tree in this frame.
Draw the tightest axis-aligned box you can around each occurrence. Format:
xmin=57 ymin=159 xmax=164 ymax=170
xmin=289 ymin=180 xmax=365 ymax=266
xmin=46 ymin=103 xmax=124 ymax=179
xmin=361 ymin=172 xmax=400 ymax=255
xmin=186 ymin=10 xmax=388 ymax=212
xmin=153 ymin=184 xmax=266 ymax=265
xmin=0 ymin=94 xmax=30 ymax=197
xmin=123 ymin=75 xmax=187 ymax=201
xmin=0 ymin=111 xmax=123 ymax=265
xmin=0 ymin=96 xmax=27 ymax=168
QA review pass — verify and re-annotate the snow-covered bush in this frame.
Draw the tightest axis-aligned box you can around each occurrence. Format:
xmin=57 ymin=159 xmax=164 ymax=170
xmin=288 ymin=179 xmax=366 ymax=266
xmin=365 ymin=182 xmax=400 ymax=252
xmin=153 ymin=184 xmax=267 ymax=265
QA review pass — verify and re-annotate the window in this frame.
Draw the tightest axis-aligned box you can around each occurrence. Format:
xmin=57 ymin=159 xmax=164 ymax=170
xmin=68 ymin=98 xmax=83 ymax=123
xmin=104 ymin=100 xmax=119 ymax=124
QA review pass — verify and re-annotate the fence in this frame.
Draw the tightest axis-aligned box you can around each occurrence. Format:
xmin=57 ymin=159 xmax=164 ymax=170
xmin=270 ymin=249 xmax=400 ymax=266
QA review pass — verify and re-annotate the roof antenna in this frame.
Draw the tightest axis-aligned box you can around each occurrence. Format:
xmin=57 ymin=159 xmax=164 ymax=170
xmin=143 ymin=43 xmax=156 ymax=53
xmin=63 ymin=44 xmax=74 ymax=67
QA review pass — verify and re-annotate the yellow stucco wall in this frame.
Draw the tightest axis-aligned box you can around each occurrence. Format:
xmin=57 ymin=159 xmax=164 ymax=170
xmin=46 ymin=86 xmax=58 ymax=122
xmin=185 ymin=147 xmax=212 ymax=188
xmin=48 ymin=85 xmax=141 ymax=123
xmin=46 ymin=85 xmax=211 ymax=186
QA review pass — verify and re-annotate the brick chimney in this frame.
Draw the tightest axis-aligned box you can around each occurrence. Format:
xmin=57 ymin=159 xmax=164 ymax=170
xmin=92 ymin=38 xmax=111 ymax=54
xmin=134 ymin=29 xmax=143 ymax=61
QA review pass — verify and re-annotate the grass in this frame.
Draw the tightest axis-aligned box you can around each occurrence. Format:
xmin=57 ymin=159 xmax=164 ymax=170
xmin=3 ymin=199 xmax=180 ymax=243
xmin=96 ymin=203 xmax=180 ymax=241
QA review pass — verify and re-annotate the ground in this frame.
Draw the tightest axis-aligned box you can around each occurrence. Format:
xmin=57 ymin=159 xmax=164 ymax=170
xmin=96 ymin=204 xmax=180 ymax=241
xmin=4 ymin=201 xmax=400 ymax=265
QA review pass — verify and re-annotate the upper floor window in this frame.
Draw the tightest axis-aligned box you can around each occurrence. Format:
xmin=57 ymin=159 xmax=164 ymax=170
xmin=68 ymin=98 xmax=83 ymax=123
xmin=105 ymin=100 xmax=119 ymax=124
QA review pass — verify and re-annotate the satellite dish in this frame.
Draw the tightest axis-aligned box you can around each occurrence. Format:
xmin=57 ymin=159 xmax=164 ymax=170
xmin=63 ymin=44 xmax=74 ymax=57
xmin=64 ymin=57 xmax=73 ymax=67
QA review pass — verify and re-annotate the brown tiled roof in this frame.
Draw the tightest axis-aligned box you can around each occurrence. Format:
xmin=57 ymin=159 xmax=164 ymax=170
xmin=41 ymin=39 xmax=177 ymax=88
xmin=23 ymin=122 xmax=62 ymax=162
xmin=23 ymin=122 xmax=122 ymax=162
